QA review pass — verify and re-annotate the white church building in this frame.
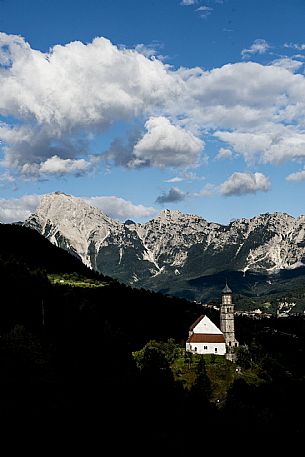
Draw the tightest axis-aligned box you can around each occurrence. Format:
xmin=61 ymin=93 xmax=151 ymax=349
xmin=186 ymin=314 xmax=226 ymax=355
xmin=186 ymin=283 xmax=239 ymax=360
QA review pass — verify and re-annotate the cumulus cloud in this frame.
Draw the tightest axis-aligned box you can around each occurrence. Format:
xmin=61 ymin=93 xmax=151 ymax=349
xmin=286 ymin=169 xmax=305 ymax=182
xmin=130 ymin=117 xmax=204 ymax=168
xmin=174 ymin=61 xmax=305 ymax=133
xmin=155 ymin=187 xmax=187 ymax=204
xmin=39 ymin=155 xmax=99 ymax=176
xmin=0 ymin=32 xmax=179 ymax=173
xmin=215 ymin=147 xmax=233 ymax=160
xmin=271 ymin=57 xmax=304 ymax=72
xmin=216 ymin=125 xmax=305 ymax=164
xmin=0 ymin=194 xmax=42 ymax=223
xmin=241 ymin=39 xmax=270 ymax=58
xmin=0 ymin=33 xmax=176 ymax=129
xmin=85 ymin=196 xmax=156 ymax=220
xmin=11 ymin=155 xmax=98 ymax=177
xmin=3 ymin=32 xmax=305 ymax=177
xmin=220 ymin=172 xmax=271 ymax=196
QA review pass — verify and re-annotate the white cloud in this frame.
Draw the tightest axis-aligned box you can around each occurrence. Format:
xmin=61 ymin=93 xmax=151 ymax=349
xmin=164 ymin=171 xmax=204 ymax=182
xmin=215 ymin=130 xmax=272 ymax=163
xmin=193 ymin=183 xmax=216 ymax=197
xmin=215 ymin=147 xmax=233 ymax=160
xmin=12 ymin=155 xmax=97 ymax=177
xmin=215 ymin=124 xmax=305 ymax=164
xmin=39 ymin=155 xmax=95 ymax=176
xmin=130 ymin=116 xmax=204 ymax=168
xmin=0 ymin=33 xmax=179 ymax=172
xmin=196 ymin=6 xmax=213 ymax=17
xmin=85 ymin=196 xmax=156 ymax=220
xmin=0 ymin=172 xmax=15 ymax=185
xmin=0 ymin=193 xmax=156 ymax=223
xmin=0 ymin=33 xmax=176 ymax=130
xmin=155 ymin=187 xmax=187 ymax=204
xmin=220 ymin=172 xmax=271 ymax=196
xmin=134 ymin=42 xmax=166 ymax=61
xmin=271 ymin=57 xmax=304 ymax=72
xmin=164 ymin=176 xmax=184 ymax=183
xmin=180 ymin=0 xmax=197 ymax=5
xmin=174 ymin=61 xmax=305 ymax=132
xmin=3 ymin=33 xmax=305 ymax=176
xmin=134 ymin=43 xmax=157 ymax=59
xmin=284 ymin=42 xmax=305 ymax=51
xmin=0 ymin=194 xmax=42 ymax=223
xmin=286 ymin=169 xmax=305 ymax=182
xmin=241 ymin=39 xmax=270 ymax=58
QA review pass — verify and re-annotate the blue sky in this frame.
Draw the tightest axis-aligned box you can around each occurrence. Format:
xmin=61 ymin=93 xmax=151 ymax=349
xmin=1 ymin=0 xmax=305 ymax=224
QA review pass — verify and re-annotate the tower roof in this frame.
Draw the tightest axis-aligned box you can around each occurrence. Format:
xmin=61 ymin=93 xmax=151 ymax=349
xmin=222 ymin=282 xmax=232 ymax=294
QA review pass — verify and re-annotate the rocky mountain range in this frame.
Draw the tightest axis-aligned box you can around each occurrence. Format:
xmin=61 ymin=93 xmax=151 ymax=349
xmin=24 ymin=192 xmax=305 ymax=305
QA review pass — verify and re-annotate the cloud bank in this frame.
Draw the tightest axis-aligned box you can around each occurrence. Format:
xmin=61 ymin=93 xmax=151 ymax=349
xmin=0 ymin=194 xmax=156 ymax=223
xmin=1 ymin=32 xmax=305 ymax=182
xmin=0 ymin=195 xmax=42 ymax=223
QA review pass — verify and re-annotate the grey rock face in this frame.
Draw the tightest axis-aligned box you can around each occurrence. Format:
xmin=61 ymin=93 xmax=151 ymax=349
xmin=25 ymin=193 xmax=305 ymax=291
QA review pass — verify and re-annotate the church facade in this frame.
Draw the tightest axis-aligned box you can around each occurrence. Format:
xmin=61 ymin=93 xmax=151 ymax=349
xmin=185 ymin=314 xmax=226 ymax=355
xmin=186 ymin=283 xmax=239 ymax=361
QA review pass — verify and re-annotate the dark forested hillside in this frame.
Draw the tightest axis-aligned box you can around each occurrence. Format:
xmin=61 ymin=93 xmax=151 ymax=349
xmin=0 ymin=223 xmax=97 ymax=275
xmin=0 ymin=223 xmax=305 ymax=451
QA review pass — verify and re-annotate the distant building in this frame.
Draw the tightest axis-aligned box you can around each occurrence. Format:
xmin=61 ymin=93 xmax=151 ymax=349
xmin=186 ymin=282 xmax=238 ymax=361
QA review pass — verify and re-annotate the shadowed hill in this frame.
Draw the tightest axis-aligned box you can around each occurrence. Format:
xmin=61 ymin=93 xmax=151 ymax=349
xmin=0 ymin=223 xmax=101 ymax=277
xmin=0 ymin=222 xmax=202 ymax=343
xmin=0 ymin=223 xmax=305 ymax=447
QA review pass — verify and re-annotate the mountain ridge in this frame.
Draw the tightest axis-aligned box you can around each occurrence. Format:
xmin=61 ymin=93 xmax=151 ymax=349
xmin=24 ymin=192 xmax=305 ymax=303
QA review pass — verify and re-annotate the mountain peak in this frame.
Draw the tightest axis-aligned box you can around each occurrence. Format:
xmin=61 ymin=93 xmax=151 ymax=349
xmin=24 ymin=193 xmax=305 ymax=295
xmin=156 ymin=208 xmax=206 ymax=223
xmin=25 ymin=192 xmax=120 ymax=268
xmin=158 ymin=208 xmax=183 ymax=218
xmin=37 ymin=192 xmax=111 ymax=221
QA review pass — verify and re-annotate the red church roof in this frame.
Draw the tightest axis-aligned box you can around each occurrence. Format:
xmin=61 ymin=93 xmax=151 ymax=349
xmin=187 ymin=333 xmax=225 ymax=343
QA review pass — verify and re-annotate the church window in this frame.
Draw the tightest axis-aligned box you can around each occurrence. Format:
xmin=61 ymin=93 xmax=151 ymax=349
xmin=215 ymin=348 xmax=217 ymax=353
xmin=194 ymin=347 xmax=197 ymax=352
xmin=204 ymin=346 xmax=207 ymax=350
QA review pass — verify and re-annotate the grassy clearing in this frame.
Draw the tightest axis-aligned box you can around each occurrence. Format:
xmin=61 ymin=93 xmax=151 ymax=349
xmin=48 ymin=273 xmax=108 ymax=288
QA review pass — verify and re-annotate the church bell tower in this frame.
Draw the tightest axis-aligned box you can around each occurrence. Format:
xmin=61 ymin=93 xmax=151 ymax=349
xmin=220 ymin=282 xmax=238 ymax=361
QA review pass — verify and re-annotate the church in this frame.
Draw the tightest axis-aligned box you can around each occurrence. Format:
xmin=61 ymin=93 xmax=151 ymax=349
xmin=186 ymin=283 xmax=239 ymax=361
